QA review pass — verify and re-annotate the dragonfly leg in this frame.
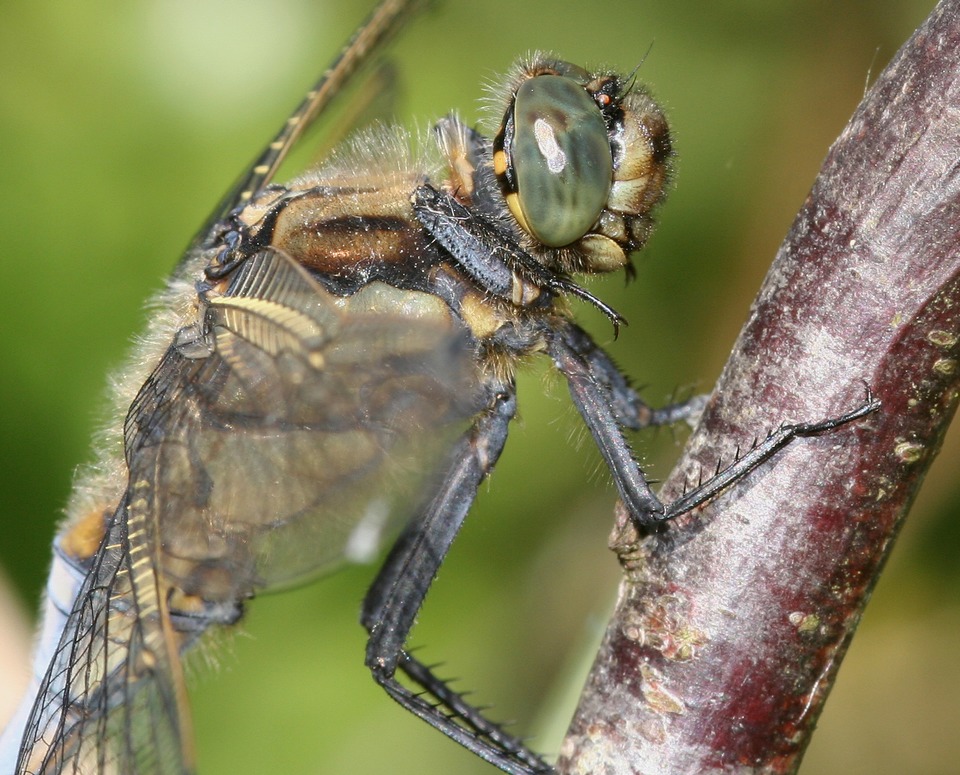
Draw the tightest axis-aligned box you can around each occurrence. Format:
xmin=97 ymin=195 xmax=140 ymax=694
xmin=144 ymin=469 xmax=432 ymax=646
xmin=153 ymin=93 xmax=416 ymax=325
xmin=361 ymin=387 xmax=552 ymax=774
xmin=549 ymin=321 xmax=880 ymax=528
xmin=546 ymin=324 xmax=668 ymax=526
xmin=555 ymin=319 xmax=707 ymax=432
xmin=413 ymin=182 xmax=705 ymax=437
xmin=413 ymin=183 xmax=623 ymax=327
xmin=658 ymin=387 xmax=880 ymax=521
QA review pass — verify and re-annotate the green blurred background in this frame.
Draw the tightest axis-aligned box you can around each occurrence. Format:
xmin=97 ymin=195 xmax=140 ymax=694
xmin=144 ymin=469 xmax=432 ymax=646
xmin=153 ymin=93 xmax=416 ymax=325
xmin=1 ymin=1 xmax=956 ymax=773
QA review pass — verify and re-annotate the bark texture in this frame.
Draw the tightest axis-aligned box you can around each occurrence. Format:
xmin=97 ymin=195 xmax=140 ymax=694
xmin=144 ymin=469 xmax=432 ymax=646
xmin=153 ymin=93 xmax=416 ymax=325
xmin=557 ymin=2 xmax=960 ymax=773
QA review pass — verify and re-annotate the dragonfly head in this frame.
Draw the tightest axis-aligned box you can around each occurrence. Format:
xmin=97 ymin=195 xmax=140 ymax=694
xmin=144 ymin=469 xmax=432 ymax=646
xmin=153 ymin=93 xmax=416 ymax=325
xmin=489 ymin=55 xmax=672 ymax=277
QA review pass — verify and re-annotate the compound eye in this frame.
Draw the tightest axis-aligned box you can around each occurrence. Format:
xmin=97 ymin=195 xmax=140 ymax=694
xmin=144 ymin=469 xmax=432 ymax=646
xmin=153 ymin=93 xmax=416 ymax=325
xmin=510 ymin=74 xmax=612 ymax=247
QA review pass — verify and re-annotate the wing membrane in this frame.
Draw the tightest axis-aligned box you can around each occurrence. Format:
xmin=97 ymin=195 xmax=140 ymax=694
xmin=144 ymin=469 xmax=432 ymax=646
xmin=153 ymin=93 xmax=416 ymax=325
xmin=15 ymin=494 xmax=192 ymax=775
xmin=188 ymin=0 xmax=420 ymax=262
xmin=139 ymin=247 xmax=480 ymax=593
xmin=14 ymin=3 xmax=453 ymax=770
xmin=17 ymin=248 xmax=478 ymax=773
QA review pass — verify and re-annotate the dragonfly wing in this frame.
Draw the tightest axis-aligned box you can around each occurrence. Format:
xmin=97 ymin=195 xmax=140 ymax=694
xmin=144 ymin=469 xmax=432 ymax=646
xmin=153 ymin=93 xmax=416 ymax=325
xmin=16 ymin=248 xmax=480 ymax=773
xmin=129 ymin=246 xmax=482 ymax=596
xmin=15 ymin=494 xmax=192 ymax=775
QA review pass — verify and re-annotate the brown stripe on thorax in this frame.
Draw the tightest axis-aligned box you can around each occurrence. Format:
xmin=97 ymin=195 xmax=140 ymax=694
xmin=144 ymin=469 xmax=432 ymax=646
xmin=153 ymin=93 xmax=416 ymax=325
xmin=267 ymin=181 xmax=428 ymax=275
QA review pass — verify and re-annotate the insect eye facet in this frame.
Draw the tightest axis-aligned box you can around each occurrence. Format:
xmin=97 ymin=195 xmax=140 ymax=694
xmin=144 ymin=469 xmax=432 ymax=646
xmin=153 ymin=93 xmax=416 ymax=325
xmin=508 ymin=73 xmax=613 ymax=248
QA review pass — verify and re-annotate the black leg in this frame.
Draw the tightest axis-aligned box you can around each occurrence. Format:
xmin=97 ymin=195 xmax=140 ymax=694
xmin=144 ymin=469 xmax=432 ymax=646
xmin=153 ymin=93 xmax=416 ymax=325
xmin=403 ymin=181 xmax=879 ymax=769
xmin=549 ymin=321 xmax=880 ymax=528
xmin=555 ymin=320 xmax=706 ymax=432
xmin=412 ymin=184 xmax=624 ymax=327
xmin=361 ymin=387 xmax=552 ymax=774
xmin=547 ymin=325 xmax=668 ymax=525
xmin=659 ymin=390 xmax=879 ymax=520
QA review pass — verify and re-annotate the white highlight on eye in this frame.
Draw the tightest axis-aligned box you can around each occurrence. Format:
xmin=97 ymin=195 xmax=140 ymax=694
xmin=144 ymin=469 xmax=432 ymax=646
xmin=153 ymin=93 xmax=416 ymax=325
xmin=533 ymin=118 xmax=566 ymax=173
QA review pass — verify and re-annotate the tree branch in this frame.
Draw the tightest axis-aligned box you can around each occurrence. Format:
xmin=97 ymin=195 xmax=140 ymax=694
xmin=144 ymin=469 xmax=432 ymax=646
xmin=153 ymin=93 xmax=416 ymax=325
xmin=557 ymin=1 xmax=960 ymax=772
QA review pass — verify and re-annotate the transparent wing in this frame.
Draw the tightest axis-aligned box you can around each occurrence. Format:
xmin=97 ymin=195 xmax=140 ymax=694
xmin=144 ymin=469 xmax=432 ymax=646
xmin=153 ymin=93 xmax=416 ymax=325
xmin=14 ymin=3 xmax=435 ymax=771
xmin=134 ymin=246 xmax=482 ymax=593
xmin=15 ymin=495 xmax=193 ymax=775
xmin=185 ymin=0 xmax=419 ymax=264
xmin=15 ymin=248 xmax=479 ymax=774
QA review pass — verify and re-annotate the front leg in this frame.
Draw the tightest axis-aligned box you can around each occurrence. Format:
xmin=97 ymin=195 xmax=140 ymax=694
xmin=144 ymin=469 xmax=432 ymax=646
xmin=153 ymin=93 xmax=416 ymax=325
xmin=546 ymin=325 xmax=669 ymax=525
xmin=548 ymin=321 xmax=880 ymax=528
xmin=412 ymin=183 xmax=624 ymax=327
xmin=556 ymin=319 xmax=706 ymax=432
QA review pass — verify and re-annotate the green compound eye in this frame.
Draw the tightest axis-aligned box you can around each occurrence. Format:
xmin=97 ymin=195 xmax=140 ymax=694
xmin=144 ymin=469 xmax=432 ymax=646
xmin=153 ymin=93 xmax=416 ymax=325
xmin=510 ymin=74 xmax=613 ymax=247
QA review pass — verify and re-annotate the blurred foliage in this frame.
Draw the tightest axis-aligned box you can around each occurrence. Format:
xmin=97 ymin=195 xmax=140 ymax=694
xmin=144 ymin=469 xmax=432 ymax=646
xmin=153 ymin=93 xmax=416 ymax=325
xmin=0 ymin=1 xmax=954 ymax=774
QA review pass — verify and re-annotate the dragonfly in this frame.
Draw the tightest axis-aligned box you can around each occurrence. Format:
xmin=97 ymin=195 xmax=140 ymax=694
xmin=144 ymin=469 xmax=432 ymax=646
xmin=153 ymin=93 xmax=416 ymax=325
xmin=1 ymin=1 xmax=879 ymax=773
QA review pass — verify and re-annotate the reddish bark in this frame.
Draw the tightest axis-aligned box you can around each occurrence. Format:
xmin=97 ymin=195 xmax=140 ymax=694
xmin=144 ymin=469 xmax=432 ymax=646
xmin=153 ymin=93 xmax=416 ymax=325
xmin=558 ymin=1 xmax=960 ymax=772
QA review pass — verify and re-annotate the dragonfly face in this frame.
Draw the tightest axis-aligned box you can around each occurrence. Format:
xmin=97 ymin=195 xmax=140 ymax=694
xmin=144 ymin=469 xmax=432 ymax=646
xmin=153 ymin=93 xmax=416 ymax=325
xmin=2 ymin=1 xmax=879 ymax=774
